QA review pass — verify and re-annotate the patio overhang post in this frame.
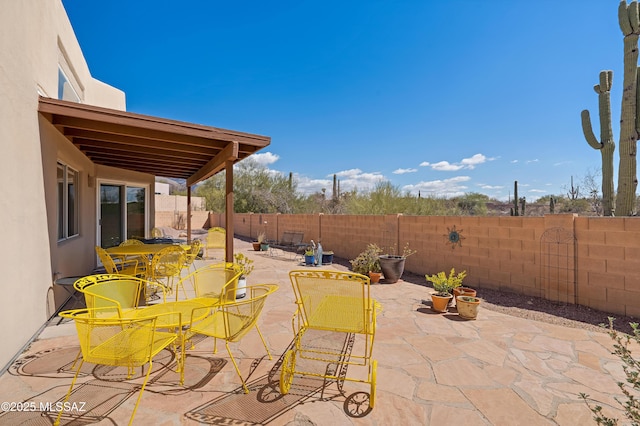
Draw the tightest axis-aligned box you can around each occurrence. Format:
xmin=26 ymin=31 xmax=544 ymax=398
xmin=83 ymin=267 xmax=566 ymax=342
xmin=225 ymin=159 xmax=234 ymax=262
xmin=187 ymin=186 xmax=192 ymax=243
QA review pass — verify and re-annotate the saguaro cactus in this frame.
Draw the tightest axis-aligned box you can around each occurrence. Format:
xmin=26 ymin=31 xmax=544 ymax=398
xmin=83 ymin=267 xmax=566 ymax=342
xmin=581 ymin=70 xmax=615 ymax=216
xmin=510 ymin=181 xmax=519 ymax=216
xmin=617 ymin=0 xmax=640 ymax=216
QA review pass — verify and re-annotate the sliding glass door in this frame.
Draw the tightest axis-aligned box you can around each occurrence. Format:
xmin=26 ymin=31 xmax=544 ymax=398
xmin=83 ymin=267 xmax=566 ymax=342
xmin=99 ymin=183 xmax=147 ymax=248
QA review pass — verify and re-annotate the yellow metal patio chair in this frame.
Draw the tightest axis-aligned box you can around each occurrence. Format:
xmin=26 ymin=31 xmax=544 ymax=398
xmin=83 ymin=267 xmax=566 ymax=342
xmin=186 ymin=284 xmax=278 ymax=393
xmin=177 ymin=262 xmax=242 ymax=304
xmin=55 ymin=308 xmax=180 ymax=426
xmin=74 ymin=274 xmax=166 ymax=314
xmin=205 ymin=227 xmax=225 ymax=259
xmin=95 ymin=246 xmax=140 ymax=277
xmin=280 ymin=270 xmax=380 ymax=411
xmin=184 ymin=238 xmax=203 ymax=274
xmin=148 ymin=245 xmax=187 ymax=298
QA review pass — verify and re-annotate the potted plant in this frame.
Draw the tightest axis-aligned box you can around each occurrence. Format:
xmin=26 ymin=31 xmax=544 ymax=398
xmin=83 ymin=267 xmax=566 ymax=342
xmin=252 ymin=231 xmax=265 ymax=251
xmin=233 ymin=252 xmax=254 ymax=299
xmin=304 ymin=246 xmax=315 ymax=266
xmin=349 ymin=244 xmax=382 ymax=283
xmin=425 ymin=268 xmax=467 ymax=313
xmin=378 ymin=243 xmax=416 ymax=283
xmin=456 ymin=295 xmax=481 ymax=320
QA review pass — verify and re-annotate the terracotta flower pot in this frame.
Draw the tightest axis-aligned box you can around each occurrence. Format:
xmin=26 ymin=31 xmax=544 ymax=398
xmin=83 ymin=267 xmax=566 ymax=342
xmin=456 ymin=296 xmax=481 ymax=320
xmin=431 ymin=293 xmax=453 ymax=313
xmin=252 ymin=242 xmax=261 ymax=251
xmin=368 ymin=271 xmax=381 ymax=284
xmin=453 ymin=287 xmax=477 ymax=298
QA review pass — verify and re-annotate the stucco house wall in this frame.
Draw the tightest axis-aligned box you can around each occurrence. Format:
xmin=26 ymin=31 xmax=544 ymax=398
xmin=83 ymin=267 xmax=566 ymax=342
xmin=0 ymin=1 xmax=154 ymax=370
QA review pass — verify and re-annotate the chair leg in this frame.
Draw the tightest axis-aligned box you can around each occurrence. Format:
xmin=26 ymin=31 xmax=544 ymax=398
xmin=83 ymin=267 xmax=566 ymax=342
xmin=128 ymin=359 xmax=154 ymax=426
xmin=254 ymin=324 xmax=272 ymax=360
xmin=225 ymin=342 xmax=249 ymax=394
xmin=54 ymin=358 xmax=84 ymax=426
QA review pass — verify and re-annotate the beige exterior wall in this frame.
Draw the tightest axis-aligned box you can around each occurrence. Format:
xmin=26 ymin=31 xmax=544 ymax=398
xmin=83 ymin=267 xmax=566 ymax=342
xmin=155 ymin=194 xmax=205 ymax=212
xmin=231 ymin=213 xmax=640 ymax=318
xmin=0 ymin=1 xmax=152 ymax=370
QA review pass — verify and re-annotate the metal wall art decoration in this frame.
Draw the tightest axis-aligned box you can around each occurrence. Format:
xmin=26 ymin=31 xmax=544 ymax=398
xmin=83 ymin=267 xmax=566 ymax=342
xmin=445 ymin=225 xmax=464 ymax=249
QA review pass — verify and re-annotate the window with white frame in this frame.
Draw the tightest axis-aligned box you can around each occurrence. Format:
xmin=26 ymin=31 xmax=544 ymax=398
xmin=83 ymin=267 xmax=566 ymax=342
xmin=57 ymin=162 xmax=79 ymax=240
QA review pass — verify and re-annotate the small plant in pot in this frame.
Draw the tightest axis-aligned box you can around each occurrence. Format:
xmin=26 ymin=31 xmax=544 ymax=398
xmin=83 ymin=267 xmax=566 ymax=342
xmin=349 ymin=243 xmax=382 ymax=283
xmin=304 ymin=246 xmax=315 ymax=266
xmin=378 ymin=243 xmax=416 ymax=283
xmin=425 ymin=268 xmax=466 ymax=313
xmin=456 ymin=295 xmax=481 ymax=320
xmin=233 ymin=252 xmax=254 ymax=299
xmin=253 ymin=231 xmax=266 ymax=251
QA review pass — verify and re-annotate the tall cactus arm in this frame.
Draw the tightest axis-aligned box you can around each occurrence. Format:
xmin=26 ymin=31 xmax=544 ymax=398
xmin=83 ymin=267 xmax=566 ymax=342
xmin=620 ymin=0 xmax=634 ymax=35
xmin=631 ymin=1 xmax=640 ymax=33
xmin=581 ymin=110 xmax=603 ymax=149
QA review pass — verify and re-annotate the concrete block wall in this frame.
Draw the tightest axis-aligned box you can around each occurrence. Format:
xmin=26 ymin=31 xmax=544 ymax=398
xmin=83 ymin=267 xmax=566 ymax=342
xmin=228 ymin=212 xmax=640 ymax=317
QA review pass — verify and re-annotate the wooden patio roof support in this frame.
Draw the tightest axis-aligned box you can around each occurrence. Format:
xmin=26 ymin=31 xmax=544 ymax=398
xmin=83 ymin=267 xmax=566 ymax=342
xmin=225 ymin=159 xmax=234 ymax=262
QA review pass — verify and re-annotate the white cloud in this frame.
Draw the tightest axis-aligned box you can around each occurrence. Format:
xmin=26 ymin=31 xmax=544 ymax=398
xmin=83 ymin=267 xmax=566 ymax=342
xmin=525 ymin=159 xmax=539 ymax=164
xmin=295 ymin=175 xmax=332 ymax=195
xmin=402 ymin=176 xmax=470 ymax=197
xmin=421 ymin=153 xmax=494 ymax=172
xmin=431 ymin=161 xmax=464 ymax=171
xmin=251 ymin=152 xmax=280 ymax=166
xmin=511 ymin=160 xmax=519 ymax=163
xmin=393 ymin=168 xmax=418 ymax=174
xmin=529 ymin=189 xmax=546 ymax=193
xmin=477 ymin=184 xmax=504 ymax=190
xmin=460 ymin=153 xmax=490 ymax=169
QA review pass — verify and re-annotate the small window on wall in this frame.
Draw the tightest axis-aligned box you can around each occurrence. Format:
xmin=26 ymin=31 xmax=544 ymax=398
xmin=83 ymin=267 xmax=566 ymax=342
xmin=57 ymin=67 xmax=80 ymax=102
xmin=57 ymin=162 xmax=79 ymax=240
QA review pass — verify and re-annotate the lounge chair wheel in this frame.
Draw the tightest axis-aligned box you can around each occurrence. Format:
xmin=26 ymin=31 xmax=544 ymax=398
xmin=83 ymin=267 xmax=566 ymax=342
xmin=344 ymin=392 xmax=372 ymax=418
xmin=370 ymin=359 xmax=377 ymax=408
xmin=279 ymin=349 xmax=296 ymax=395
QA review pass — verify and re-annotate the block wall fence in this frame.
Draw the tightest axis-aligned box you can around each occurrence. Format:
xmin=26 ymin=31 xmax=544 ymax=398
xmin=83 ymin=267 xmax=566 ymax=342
xmin=205 ymin=212 xmax=640 ymax=317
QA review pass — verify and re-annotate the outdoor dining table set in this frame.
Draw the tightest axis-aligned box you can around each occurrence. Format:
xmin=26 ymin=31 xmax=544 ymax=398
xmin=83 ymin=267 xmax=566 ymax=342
xmin=52 ymin=240 xmax=380 ymax=424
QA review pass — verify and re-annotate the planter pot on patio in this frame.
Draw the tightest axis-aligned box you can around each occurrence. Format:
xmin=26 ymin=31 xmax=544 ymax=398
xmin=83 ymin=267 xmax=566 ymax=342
xmin=431 ymin=293 xmax=453 ymax=313
xmin=368 ymin=271 xmax=381 ymax=284
xmin=260 ymin=243 xmax=269 ymax=251
xmin=252 ymin=242 xmax=261 ymax=251
xmin=453 ymin=287 xmax=477 ymax=299
xmin=322 ymin=251 xmax=334 ymax=265
xmin=236 ymin=276 xmax=247 ymax=299
xmin=456 ymin=296 xmax=481 ymax=320
xmin=304 ymin=255 xmax=315 ymax=266
xmin=379 ymin=255 xmax=406 ymax=283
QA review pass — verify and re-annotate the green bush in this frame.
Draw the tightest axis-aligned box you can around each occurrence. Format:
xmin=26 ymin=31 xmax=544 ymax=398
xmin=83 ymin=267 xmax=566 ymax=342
xmin=581 ymin=318 xmax=640 ymax=426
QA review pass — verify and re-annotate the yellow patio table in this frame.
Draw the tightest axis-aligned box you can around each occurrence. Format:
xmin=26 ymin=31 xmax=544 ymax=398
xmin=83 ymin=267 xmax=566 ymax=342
xmin=106 ymin=243 xmax=190 ymax=278
xmin=122 ymin=299 xmax=210 ymax=329
xmin=106 ymin=243 xmax=186 ymax=258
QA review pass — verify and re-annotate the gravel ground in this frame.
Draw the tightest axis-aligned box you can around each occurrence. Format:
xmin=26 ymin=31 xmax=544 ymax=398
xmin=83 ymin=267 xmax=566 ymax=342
xmin=332 ymin=257 xmax=637 ymax=335
xmin=400 ymin=270 xmax=637 ymax=336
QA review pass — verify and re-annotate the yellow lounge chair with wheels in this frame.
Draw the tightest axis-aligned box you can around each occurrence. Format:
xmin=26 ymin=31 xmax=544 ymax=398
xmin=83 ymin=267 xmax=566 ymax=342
xmin=280 ymin=270 xmax=380 ymax=412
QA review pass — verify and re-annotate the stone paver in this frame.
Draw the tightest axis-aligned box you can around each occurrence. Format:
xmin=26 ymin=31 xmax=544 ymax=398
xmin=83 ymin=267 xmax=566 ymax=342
xmin=0 ymin=238 xmax=629 ymax=425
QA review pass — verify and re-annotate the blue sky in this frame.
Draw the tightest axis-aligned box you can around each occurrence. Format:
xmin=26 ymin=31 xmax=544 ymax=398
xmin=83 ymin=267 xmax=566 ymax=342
xmin=63 ymin=0 xmax=628 ymax=201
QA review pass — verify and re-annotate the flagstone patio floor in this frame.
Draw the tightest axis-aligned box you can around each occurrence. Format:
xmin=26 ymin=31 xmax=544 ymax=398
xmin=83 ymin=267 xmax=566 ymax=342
xmin=0 ymin=238 xmax=628 ymax=425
